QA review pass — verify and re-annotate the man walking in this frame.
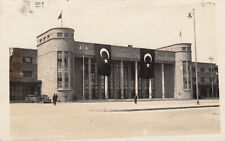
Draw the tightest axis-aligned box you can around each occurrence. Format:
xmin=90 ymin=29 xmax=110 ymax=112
xmin=53 ymin=94 xmax=56 ymax=106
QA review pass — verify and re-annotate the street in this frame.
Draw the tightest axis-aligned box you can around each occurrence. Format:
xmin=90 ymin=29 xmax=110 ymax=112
xmin=10 ymin=100 xmax=220 ymax=140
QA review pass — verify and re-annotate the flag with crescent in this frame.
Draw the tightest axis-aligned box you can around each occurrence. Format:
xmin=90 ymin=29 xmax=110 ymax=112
xmin=95 ymin=44 xmax=111 ymax=76
xmin=140 ymin=48 xmax=155 ymax=78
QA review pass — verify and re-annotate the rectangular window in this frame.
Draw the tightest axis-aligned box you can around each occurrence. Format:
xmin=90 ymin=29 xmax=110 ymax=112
xmin=23 ymin=71 xmax=32 ymax=77
xmin=64 ymin=51 xmax=69 ymax=68
xmin=57 ymin=33 xmax=63 ymax=37
xmin=57 ymin=72 xmax=62 ymax=89
xmin=200 ymin=68 xmax=205 ymax=72
xmin=183 ymin=77 xmax=187 ymax=89
xmin=182 ymin=47 xmax=186 ymax=51
xmin=65 ymin=72 xmax=69 ymax=89
xmin=183 ymin=61 xmax=186 ymax=75
xmin=64 ymin=33 xmax=69 ymax=37
xmin=23 ymin=57 xmax=32 ymax=63
xmin=201 ymin=77 xmax=205 ymax=82
xmin=57 ymin=51 xmax=62 ymax=69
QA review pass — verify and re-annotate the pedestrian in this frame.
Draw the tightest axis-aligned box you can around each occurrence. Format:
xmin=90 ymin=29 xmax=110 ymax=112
xmin=134 ymin=95 xmax=137 ymax=104
xmin=55 ymin=94 xmax=58 ymax=105
xmin=53 ymin=94 xmax=56 ymax=106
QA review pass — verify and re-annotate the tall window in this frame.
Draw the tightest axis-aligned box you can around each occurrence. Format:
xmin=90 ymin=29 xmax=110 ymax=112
xmin=200 ymin=68 xmax=205 ymax=72
xmin=183 ymin=61 xmax=186 ymax=75
xmin=64 ymin=51 xmax=69 ymax=69
xmin=57 ymin=72 xmax=62 ymax=89
xmin=57 ymin=51 xmax=62 ymax=69
xmin=65 ymin=72 xmax=69 ymax=89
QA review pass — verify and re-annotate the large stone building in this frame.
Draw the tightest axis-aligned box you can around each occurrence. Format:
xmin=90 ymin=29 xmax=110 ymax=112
xmin=9 ymin=48 xmax=41 ymax=102
xmin=36 ymin=27 xmax=195 ymax=102
xmin=9 ymin=27 xmax=219 ymax=102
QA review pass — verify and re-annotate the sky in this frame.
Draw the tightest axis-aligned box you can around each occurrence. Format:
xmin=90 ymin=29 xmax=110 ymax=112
xmin=1 ymin=0 xmax=217 ymax=63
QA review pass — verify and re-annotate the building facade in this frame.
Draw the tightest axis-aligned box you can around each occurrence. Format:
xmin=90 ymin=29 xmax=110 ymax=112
xmin=9 ymin=48 xmax=41 ymax=102
xmin=192 ymin=62 xmax=219 ymax=99
xmin=36 ymin=27 xmax=195 ymax=102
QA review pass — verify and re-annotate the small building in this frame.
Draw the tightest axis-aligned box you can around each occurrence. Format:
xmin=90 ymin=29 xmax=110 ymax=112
xmin=9 ymin=48 xmax=41 ymax=102
xmin=192 ymin=62 xmax=219 ymax=99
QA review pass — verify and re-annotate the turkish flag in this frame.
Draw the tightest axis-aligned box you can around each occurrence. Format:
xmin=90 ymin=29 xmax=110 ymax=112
xmin=139 ymin=48 xmax=155 ymax=79
xmin=95 ymin=44 xmax=111 ymax=76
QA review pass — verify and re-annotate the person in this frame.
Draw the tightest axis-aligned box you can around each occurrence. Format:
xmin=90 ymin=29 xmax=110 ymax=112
xmin=134 ymin=95 xmax=137 ymax=104
xmin=55 ymin=94 xmax=58 ymax=105
xmin=53 ymin=94 xmax=56 ymax=106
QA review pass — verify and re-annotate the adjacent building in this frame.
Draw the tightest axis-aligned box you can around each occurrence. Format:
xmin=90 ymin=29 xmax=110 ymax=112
xmin=9 ymin=48 xmax=41 ymax=102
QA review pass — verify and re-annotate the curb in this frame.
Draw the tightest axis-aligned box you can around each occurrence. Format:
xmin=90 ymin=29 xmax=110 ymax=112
xmin=105 ymin=105 xmax=220 ymax=112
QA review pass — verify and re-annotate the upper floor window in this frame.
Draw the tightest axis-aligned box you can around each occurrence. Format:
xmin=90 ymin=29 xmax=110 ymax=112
xmin=182 ymin=47 xmax=186 ymax=51
xmin=23 ymin=71 xmax=32 ymax=77
xmin=57 ymin=33 xmax=63 ymax=37
xmin=200 ymin=68 xmax=205 ymax=72
xmin=39 ymin=39 xmax=42 ymax=43
xmin=201 ymin=77 xmax=205 ymax=82
xmin=23 ymin=57 xmax=32 ymax=63
xmin=57 ymin=51 xmax=62 ymax=69
xmin=64 ymin=33 xmax=69 ymax=37
xmin=183 ymin=61 xmax=186 ymax=75
xmin=47 ymin=35 xmax=50 ymax=39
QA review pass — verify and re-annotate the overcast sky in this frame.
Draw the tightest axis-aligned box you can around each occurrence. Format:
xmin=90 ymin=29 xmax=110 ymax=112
xmin=1 ymin=0 xmax=217 ymax=63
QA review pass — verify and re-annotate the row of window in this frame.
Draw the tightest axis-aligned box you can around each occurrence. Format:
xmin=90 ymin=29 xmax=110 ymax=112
xmin=39 ymin=32 xmax=74 ymax=44
xmin=182 ymin=47 xmax=191 ymax=51
xmin=57 ymin=72 xmax=69 ymax=89
xmin=192 ymin=77 xmax=218 ymax=83
xmin=192 ymin=67 xmax=218 ymax=73
xmin=10 ymin=70 xmax=33 ymax=78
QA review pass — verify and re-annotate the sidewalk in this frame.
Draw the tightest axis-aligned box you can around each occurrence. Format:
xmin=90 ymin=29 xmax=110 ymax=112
xmin=86 ymin=99 xmax=220 ymax=112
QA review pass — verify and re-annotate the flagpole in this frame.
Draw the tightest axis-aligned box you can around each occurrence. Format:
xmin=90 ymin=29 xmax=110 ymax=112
xmin=193 ymin=8 xmax=200 ymax=105
xmin=180 ymin=30 xmax=182 ymax=43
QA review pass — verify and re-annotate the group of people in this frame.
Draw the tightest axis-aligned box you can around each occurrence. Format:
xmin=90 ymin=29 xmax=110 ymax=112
xmin=53 ymin=94 xmax=58 ymax=105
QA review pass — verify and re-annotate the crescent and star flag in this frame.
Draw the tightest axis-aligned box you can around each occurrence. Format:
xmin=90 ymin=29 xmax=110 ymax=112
xmin=95 ymin=44 xmax=111 ymax=76
xmin=139 ymin=48 xmax=155 ymax=79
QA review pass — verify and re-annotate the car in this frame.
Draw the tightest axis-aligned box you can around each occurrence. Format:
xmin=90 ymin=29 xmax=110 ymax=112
xmin=41 ymin=95 xmax=51 ymax=103
xmin=25 ymin=95 xmax=40 ymax=103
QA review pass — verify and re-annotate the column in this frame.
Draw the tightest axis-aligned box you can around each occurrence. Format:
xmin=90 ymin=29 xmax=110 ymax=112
xmin=113 ymin=63 xmax=118 ymax=99
xmin=120 ymin=61 xmax=124 ymax=99
xmin=135 ymin=61 xmax=138 ymax=98
xmin=149 ymin=79 xmax=152 ymax=99
xmin=186 ymin=61 xmax=190 ymax=89
xmin=95 ymin=62 xmax=98 ymax=99
xmin=127 ymin=63 xmax=131 ymax=99
xmin=161 ymin=63 xmax=165 ymax=99
xmin=105 ymin=76 xmax=108 ymax=99
xmin=88 ymin=58 xmax=92 ymax=100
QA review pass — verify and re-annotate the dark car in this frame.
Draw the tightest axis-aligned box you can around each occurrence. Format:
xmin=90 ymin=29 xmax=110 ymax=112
xmin=25 ymin=95 xmax=40 ymax=103
xmin=41 ymin=95 xmax=51 ymax=103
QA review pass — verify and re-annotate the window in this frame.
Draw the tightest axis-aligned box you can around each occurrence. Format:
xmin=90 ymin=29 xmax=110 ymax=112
xmin=183 ymin=77 xmax=187 ymax=89
xmin=65 ymin=72 xmax=69 ymax=89
xmin=192 ymin=68 xmax=195 ymax=72
xmin=23 ymin=57 xmax=32 ymax=63
xmin=192 ymin=77 xmax=196 ymax=81
xmin=57 ymin=33 xmax=63 ymax=37
xmin=43 ymin=37 xmax=46 ymax=41
xmin=47 ymin=35 xmax=50 ymax=39
xmin=57 ymin=51 xmax=62 ymax=69
xmin=182 ymin=47 xmax=186 ymax=51
xmin=39 ymin=39 xmax=42 ymax=43
xmin=64 ymin=33 xmax=69 ymax=37
xmin=201 ymin=77 xmax=205 ymax=82
xmin=57 ymin=72 xmax=62 ymax=89
xmin=183 ymin=61 xmax=186 ymax=75
xmin=64 ymin=51 xmax=69 ymax=68
xmin=200 ymin=68 xmax=205 ymax=72
xmin=23 ymin=71 xmax=32 ymax=77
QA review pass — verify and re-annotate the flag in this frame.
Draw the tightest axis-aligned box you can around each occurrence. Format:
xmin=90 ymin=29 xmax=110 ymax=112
xmin=179 ymin=30 xmax=182 ymax=37
xmin=95 ymin=44 xmax=111 ymax=76
xmin=58 ymin=12 xmax=62 ymax=19
xmin=139 ymin=48 xmax=155 ymax=79
xmin=187 ymin=12 xmax=192 ymax=19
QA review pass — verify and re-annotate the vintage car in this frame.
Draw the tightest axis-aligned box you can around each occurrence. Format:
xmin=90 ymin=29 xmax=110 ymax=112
xmin=41 ymin=95 xmax=51 ymax=103
xmin=25 ymin=95 xmax=40 ymax=103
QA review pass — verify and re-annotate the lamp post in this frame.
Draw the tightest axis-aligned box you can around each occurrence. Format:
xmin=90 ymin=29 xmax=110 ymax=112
xmin=188 ymin=8 xmax=199 ymax=105
xmin=209 ymin=57 xmax=214 ymax=97
xmin=79 ymin=45 xmax=88 ymax=101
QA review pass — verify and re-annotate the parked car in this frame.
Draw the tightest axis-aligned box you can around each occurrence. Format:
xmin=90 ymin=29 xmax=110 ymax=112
xmin=41 ymin=95 xmax=51 ymax=103
xmin=25 ymin=95 xmax=40 ymax=103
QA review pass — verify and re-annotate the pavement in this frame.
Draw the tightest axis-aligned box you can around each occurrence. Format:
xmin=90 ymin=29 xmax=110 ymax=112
xmin=9 ymin=99 xmax=220 ymax=141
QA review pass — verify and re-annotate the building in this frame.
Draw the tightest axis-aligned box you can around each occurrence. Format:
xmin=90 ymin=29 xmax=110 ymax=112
xmin=192 ymin=62 xmax=219 ymax=99
xmin=9 ymin=27 xmax=219 ymax=102
xmin=36 ymin=27 xmax=195 ymax=102
xmin=9 ymin=48 xmax=41 ymax=102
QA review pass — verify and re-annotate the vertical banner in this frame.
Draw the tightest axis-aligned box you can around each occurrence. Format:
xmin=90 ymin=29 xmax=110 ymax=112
xmin=95 ymin=44 xmax=111 ymax=76
xmin=140 ymin=49 xmax=155 ymax=79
